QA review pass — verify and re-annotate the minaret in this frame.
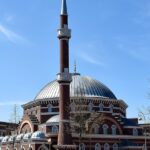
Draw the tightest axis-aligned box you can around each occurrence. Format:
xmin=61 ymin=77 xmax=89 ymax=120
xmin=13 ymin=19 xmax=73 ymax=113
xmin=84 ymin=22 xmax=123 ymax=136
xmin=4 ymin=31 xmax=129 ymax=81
xmin=57 ymin=0 xmax=74 ymax=149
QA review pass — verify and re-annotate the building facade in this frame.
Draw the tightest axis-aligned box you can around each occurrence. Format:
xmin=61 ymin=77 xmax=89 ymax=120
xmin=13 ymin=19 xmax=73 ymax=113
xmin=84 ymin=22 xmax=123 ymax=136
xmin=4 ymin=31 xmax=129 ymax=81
xmin=0 ymin=0 xmax=149 ymax=150
xmin=0 ymin=122 xmax=17 ymax=137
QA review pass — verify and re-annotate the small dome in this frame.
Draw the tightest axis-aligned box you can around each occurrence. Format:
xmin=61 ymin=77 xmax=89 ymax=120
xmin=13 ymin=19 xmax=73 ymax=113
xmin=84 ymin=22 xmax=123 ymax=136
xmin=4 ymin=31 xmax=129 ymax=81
xmin=31 ymin=131 xmax=46 ymax=140
xmin=35 ymin=74 xmax=117 ymax=100
xmin=23 ymin=133 xmax=32 ymax=141
xmin=2 ymin=136 xmax=9 ymax=143
xmin=16 ymin=134 xmax=24 ymax=141
xmin=46 ymin=115 xmax=60 ymax=124
xmin=8 ymin=135 xmax=16 ymax=142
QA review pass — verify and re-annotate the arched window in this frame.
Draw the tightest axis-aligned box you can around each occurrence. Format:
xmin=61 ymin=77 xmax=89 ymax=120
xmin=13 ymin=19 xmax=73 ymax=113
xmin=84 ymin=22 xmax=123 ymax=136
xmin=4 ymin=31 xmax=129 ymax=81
xmin=79 ymin=143 xmax=85 ymax=150
xmin=70 ymin=102 xmax=76 ymax=112
xmin=133 ymin=128 xmax=138 ymax=136
xmin=113 ymin=143 xmax=118 ymax=150
xmin=48 ymin=104 xmax=53 ymax=112
xmin=109 ymin=104 xmax=113 ymax=112
xmin=52 ymin=125 xmax=58 ymax=134
xmin=92 ymin=124 xmax=99 ymax=134
xmin=104 ymin=143 xmax=110 ymax=150
xmin=103 ymin=124 xmax=108 ymax=135
xmin=111 ymin=125 xmax=117 ymax=135
xmin=88 ymin=102 xmax=93 ymax=112
xmin=95 ymin=143 xmax=101 ymax=150
xmin=99 ymin=103 xmax=104 ymax=111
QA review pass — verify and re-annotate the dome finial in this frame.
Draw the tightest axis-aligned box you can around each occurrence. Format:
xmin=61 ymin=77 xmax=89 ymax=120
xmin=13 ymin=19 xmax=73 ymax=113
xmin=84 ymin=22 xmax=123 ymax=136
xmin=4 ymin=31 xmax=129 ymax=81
xmin=61 ymin=0 xmax=68 ymax=15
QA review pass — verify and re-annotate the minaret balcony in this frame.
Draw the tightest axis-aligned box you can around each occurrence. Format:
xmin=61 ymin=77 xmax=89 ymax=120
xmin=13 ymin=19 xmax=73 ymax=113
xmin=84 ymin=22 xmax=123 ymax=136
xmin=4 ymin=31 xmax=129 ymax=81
xmin=57 ymin=28 xmax=71 ymax=39
xmin=57 ymin=72 xmax=72 ymax=83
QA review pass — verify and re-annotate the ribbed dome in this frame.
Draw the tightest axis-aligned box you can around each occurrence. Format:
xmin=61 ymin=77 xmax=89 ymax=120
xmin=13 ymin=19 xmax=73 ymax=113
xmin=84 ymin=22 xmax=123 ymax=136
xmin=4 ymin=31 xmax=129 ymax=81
xmin=35 ymin=74 xmax=117 ymax=100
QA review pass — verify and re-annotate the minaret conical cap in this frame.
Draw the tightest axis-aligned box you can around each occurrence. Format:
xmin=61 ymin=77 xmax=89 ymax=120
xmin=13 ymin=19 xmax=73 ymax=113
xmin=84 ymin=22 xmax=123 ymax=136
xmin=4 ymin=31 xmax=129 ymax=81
xmin=61 ymin=0 xmax=67 ymax=15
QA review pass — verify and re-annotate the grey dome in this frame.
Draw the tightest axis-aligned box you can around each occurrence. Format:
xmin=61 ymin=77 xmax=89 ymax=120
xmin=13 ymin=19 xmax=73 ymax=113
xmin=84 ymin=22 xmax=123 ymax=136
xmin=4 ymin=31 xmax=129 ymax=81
xmin=23 ymin=133 xmax=32 ymax=141
xmin=35 ymin=74 xmax=117 ymax=100
xmin=2 ymin=136 xmax=9 ymax=143
xmin=16 ymin=134 xmax=24 ymax=141
xmin=46 ymin=115 xmax=60 ymax=124
xmin=8 ymin=135 xmax=16 ymax=142
xmin=31 ymin=131 xmax=45 ymax=140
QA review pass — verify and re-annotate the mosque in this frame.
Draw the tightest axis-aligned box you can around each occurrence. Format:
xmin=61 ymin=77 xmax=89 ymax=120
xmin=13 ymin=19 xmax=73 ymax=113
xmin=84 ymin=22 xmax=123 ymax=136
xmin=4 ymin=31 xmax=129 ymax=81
xmin=0 ymin=0 xmax=150 ymax=150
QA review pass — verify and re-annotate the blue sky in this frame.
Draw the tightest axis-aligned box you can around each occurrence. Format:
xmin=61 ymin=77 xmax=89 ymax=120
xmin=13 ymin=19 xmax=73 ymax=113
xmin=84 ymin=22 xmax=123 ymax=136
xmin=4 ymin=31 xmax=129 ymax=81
xmin=0 ymin=0 xmax=150 ymax=122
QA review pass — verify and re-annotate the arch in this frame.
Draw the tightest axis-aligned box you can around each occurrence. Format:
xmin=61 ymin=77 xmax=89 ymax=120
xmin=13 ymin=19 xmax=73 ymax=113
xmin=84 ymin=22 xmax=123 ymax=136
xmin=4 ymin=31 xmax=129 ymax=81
xmin=38 ymin=144 xmax=49 ymax=150
xmin=19 ymin=120 xmax=33 ymax=134
xmin=91 ymin=124 xmax=99 ymax=134
xmin=103 ymin=124 xmax=108 ymax=135
xmin=104 ymin=143 xmax=110 ymax=150
xmin=52 ymin=125 xmax=58 ymax=133
xmin=99 ymin=103 xmax=104 ymax=111
xmin=79 ymin=143 xmax=85 ymax=150
xmin=95 ymin=143 xmax=101 ymax=150
xmin=48 ymin=104 xmax=53 ymax=112
xmin=111 ymin=125 xmax=117 ymax=135
xmin=94 ymin=116 xmax=123 ymax=135
xmin=133 ymin=128 xmax=138 ymax=136
xmin=113 ymin=143 xmax=118 ymax=150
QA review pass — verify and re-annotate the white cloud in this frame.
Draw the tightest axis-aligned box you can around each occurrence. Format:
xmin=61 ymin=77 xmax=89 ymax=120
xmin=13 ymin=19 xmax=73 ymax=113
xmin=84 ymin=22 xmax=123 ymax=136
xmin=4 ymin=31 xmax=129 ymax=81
xmin=79 ymin=52 xmax=105 ymax=67
xmin=5 ymin=15 xmax=14 ymax=23
xmin=115 ymin=35 xmax=150 ymax=62
xmin=0 ymin=24 xmax=26 ymax=44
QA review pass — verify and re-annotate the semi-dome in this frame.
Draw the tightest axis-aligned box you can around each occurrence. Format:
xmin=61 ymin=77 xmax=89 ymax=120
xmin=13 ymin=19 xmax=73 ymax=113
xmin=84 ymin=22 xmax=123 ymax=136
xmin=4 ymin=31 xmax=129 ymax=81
xmin=23 ymin=133 xmax=32 ymax=141
xmin=35 ymin=73 xmax=117 ymax=100
xmin=8 ymin=135 xmax=16 ymax=142
xmin=2 ymin=136 xmax=9 ymax=143
xmin=16 ymin=134 xmax=24 ymax=142
xmin=46 ymin=115 xmax=60 ymax=124
xmin=31 ymin=131 xmax=46 ymax=140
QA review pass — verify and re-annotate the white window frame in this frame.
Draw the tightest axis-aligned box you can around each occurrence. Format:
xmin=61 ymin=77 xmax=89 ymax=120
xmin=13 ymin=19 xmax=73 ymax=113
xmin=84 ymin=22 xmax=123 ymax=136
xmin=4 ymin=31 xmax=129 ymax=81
xmin=109 ymin=104 xmax=113 ymax=112
xmin=113 ymin=143 xmax=118 ymax=150
xmin=52 ymin=125 xmax=58 ymax=134
xmin=79 ymin=143 xmax=85 ymax=150
xmin=133 ymin=128 xmax=138 ymax=136
xmin=104 ymin=143 xmax=110 ymax=150
xmin=88 ymin=102 xmax=93 ymax=112
xmin=99 ymin=103 xmax=104 ymax=111
xmin=103 ymin=124 xmax=108 ymax=135
xmin=111 ymin=125 xmax=117 ymax=135
xmin=95 ymin=143 xmax=101 ymax=150
xmin=48 ymin=104 xmax=53 ymax=112
xmin=70 ymin=102 xmax=76 ymax=112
